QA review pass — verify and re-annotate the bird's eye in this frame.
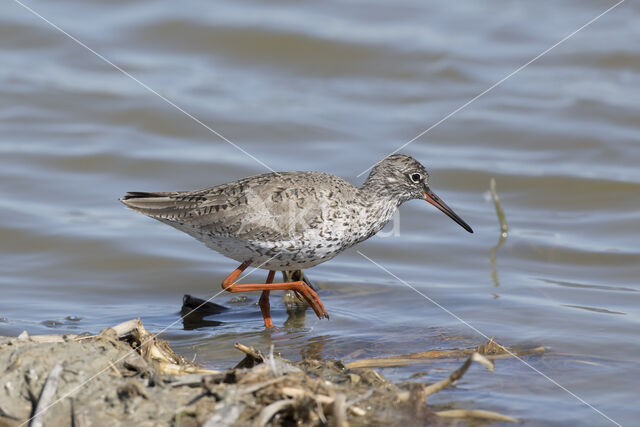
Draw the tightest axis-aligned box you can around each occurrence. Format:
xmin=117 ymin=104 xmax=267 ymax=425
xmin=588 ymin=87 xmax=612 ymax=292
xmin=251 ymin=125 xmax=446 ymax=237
xmin=410 ymin=173 xmax=422 ymax=183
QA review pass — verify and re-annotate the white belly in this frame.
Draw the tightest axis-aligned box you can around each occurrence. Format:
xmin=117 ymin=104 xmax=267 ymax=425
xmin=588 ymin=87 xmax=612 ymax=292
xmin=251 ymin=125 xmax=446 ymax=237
xmin=163 ymin=201 xmax=395 ymax=271
xmin=202 ymin=234 xmax=347 ymax=270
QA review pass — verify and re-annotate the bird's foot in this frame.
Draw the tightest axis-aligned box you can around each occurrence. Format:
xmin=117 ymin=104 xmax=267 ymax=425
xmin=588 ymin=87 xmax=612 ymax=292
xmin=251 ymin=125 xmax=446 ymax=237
xmin=291 ymin=282 xmax=329 ymax=320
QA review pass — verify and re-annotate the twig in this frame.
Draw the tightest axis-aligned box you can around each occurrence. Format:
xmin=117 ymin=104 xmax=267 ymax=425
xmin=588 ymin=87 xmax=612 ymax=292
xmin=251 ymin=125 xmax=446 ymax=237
xmin=345 ymin=341 xmax=543 ymax=369
xmin=423 ymin=353 xmax=493 ymax=397
xmin=280 ymin=387 xmax=364 ymax=417
xmin=27 ymin=334 xmax=81 ymax=343
xmin=102 ymin=318 xmax=142 ymax=338
xmin=396 ymin=352 xmax=494 ymax=402
xmin=237 ymin=376 xmax=288 ymax=395
xmin=155 ymin=362 xmax=221 ymax=376
xmin=29 ymin=364 xmax=63 ymax=427
xmin=107 ymin=360 xmax=122 ymax=377
xmin=489 ymin=178 xmax=508 ymax=287
xmin=281 ymin=387 xmax=333 ymax=404
xmin=350 ymin=406 xmax=365 ymax=416
xmin=436 ymin=409 xmax=518 ymax=422
xmin=234 ymin=342 xmax=265 ymax=369
xmin=490 ymin=178 xmax=508 ymax=237
xmin=345 ymin=349 xmax=464 ymax=369
xmin=257 ymin=399 xmax=295 ymax=426
xmin=485 ymin=346 xmax=545 ymax=359
xmin=235 ymin=342 xmax=263 ymax=360
xmin=345 ymin=358 xmax=415 ymax=369
xmin=331 ymin=393 xmax=348 ymax=427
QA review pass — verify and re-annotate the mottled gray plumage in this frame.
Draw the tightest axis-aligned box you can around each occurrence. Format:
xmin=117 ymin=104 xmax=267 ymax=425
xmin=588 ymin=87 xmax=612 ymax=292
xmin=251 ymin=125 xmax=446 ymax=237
xmin=121 ymin=154 xmax=472 ymax=270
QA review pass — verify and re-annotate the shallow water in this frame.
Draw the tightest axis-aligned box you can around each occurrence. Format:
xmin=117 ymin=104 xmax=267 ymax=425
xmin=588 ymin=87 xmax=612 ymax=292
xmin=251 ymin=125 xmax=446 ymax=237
xmin=1 ymin=0 xmax=639 ymax=425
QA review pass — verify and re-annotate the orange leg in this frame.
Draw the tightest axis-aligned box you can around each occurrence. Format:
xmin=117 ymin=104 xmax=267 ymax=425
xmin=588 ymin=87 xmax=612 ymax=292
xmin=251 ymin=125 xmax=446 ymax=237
xmin=259 ymin=271 xmax=275 ymax=328
xmin=221 ymin=261 xmax=329 ymax=327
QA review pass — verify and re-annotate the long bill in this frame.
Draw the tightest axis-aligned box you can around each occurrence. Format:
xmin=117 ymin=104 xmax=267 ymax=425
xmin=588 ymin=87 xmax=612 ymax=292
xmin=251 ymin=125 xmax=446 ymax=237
xmin=423 ymin=188 xmax=473 ymax=233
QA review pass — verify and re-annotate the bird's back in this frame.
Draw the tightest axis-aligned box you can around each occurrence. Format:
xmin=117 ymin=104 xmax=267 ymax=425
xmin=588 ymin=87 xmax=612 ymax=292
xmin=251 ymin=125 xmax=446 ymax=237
xmin=121 ymin=171 xmax=360 ymax=243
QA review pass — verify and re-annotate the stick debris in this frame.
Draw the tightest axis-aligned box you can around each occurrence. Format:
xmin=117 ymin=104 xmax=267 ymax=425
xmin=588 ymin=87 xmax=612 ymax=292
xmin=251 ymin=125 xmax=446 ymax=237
xmin=346 ymin=338 xmax=545 ymax=369
xmin=29 ymin=364 xmax=62 ymax=427
xmin=0 ymin=320 xmax=528 ymax=426
xmin=436 ymin=409 xmax=518 ymax=422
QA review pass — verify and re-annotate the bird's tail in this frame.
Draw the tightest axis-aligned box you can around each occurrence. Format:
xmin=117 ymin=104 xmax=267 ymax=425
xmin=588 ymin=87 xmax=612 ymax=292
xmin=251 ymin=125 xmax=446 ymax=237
xmin=119 ymin=191 xmax=200 ymax=220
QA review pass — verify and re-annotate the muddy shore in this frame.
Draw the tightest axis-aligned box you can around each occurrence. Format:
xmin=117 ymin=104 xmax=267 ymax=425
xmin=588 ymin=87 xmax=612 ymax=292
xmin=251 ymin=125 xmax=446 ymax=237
xmin=0 ymin=319 xmax=526 ymax=426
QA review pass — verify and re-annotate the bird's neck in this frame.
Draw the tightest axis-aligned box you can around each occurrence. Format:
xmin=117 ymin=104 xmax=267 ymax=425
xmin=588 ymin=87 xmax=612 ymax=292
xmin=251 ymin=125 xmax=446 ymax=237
xmin=359 ymin=172 xmax=404 ymax=207
xmin=355 ymin=178 xmax=403 ymax=239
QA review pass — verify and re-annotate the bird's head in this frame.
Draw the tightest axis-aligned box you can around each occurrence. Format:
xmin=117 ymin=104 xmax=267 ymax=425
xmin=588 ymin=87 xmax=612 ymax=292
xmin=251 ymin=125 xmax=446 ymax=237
xmin=366 ymin=154 xmax=473 ymax=233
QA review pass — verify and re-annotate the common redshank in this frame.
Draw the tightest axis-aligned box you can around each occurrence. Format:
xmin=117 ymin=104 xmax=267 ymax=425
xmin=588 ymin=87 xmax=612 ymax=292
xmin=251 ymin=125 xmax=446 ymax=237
xmin=121 ymin=154 xmax=473 ymax=328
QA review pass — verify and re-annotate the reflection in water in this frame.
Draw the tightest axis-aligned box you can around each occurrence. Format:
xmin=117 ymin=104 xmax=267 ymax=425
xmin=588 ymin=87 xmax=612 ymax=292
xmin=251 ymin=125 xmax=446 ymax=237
xmin=540 ymin=278 xmax=639 ymax=293
xmin=177 ymin=270 xmax=319 ymax=331
xmin=563 ymin=304 xmax=626 ymax=316
xmin=299 ymin=335 xmax=328 ymax=360
xmin=283 ymin=291 xmax=309 ymax=329
xmin=181 ymin=314 xmax=223 ymax=330
xmin=490 ymin=235 xmax=507 ymax=288
xmin=282 ymin=270 xmax=319 ymax=292
xmin=489 ymin=178 xmax=509 ymax=288
xmin=281 ymin=270 xmax=315 ymax=328
xmin=180 ymin=294 xmax=228 ymax=330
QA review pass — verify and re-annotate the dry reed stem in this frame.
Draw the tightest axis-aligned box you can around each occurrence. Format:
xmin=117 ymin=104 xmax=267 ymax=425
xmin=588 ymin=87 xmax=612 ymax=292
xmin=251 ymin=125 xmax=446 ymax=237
xmin=436 ymin=409 xmax=518 ymax=422
xmin=422 ymin=353 xmax=493 ymax=397
xmin=346 ymin=340 xmax=544 ymax=369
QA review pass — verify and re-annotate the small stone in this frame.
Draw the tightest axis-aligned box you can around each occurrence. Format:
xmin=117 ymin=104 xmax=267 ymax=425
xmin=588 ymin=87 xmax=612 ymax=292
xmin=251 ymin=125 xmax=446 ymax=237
xmin=124 ymin=353 xmax=149 ymax=375
xmin=347 ymin=374 xmax=361 ymax=385
xmin=41 ymin=320 xmax=63 ymax=328
xmin=25 ymin=369 xmax=38 ymax=384
xmin=117 ymin=381 xmax=148 ymax=401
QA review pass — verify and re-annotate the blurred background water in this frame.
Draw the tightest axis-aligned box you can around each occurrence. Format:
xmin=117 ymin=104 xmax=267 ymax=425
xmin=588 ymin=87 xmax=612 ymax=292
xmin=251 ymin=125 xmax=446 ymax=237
xmin=1 ymin=0 xmax=639 ymax=425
